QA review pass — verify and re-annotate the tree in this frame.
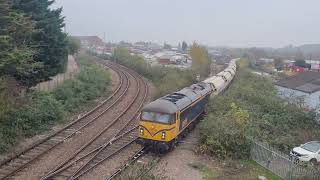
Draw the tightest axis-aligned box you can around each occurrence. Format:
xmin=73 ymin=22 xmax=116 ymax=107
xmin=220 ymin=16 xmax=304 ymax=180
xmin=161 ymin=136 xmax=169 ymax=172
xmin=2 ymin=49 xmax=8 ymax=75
xmin=189 ymin=42 xmax=211 ymax=78
xmin=294 ymin=59 xmax=308 ymax=68
xmin=67 ymin=36 xmax=80 ymax=55
xmin=13 ymin=0 xmax=68 ymax=80
xmin=163 ymin=42 xmax=171 ymax=50
xmin=112 ymin=47 xmax=131 ymax=62
xmin=274 ymin=58 xmax=284 ymax=70
xmin=182 ymin=41 xmax=188 ymax=52
xmin=0 ymin=0 xmax=42 ymax=86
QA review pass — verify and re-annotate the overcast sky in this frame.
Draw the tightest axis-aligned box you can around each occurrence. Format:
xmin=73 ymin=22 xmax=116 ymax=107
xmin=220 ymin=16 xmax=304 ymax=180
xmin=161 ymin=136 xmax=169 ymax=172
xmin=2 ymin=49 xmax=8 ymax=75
xmin=53 ymin=0 xmax=320 ymax=48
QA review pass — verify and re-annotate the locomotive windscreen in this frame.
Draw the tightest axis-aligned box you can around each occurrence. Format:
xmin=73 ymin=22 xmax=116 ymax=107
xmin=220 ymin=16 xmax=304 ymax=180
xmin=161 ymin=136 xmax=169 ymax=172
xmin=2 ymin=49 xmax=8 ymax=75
xmin=141 ymin=112 xmax=174 ymax=124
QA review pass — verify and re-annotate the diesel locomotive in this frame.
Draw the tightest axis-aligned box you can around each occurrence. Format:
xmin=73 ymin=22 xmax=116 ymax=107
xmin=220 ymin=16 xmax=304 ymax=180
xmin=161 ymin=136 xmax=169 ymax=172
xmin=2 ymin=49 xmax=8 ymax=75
xmin=137 ymin=58 xmax=238 ymax=152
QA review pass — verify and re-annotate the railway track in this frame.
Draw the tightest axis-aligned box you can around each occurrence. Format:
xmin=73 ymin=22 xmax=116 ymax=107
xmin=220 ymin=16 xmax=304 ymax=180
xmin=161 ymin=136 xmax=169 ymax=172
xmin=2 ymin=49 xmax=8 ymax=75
xmin=106 ymin=147 xmax=147 ymax=180
xmin=0 ymin=61 xmax=147 ymax=180
xmin=39 ymin=63 xmax=149 ymax=179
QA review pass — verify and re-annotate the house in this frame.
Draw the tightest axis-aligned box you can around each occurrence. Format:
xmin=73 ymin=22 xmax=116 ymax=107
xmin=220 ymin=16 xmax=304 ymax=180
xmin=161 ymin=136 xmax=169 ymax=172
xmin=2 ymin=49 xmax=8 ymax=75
xmin=275 ymin=71 xmax=320 ymax=110
xmin=259 ymin=58 xmax=274 ymax=63
xmin=290 ymin=66 xmax=305 ymax=73
xmin=76 ymin=36 xmax=104 ymax=48
xmin=306 ymin=60 xmax=320 ymax=71
xmin=158 ymin=55 xmax=172 ymax=65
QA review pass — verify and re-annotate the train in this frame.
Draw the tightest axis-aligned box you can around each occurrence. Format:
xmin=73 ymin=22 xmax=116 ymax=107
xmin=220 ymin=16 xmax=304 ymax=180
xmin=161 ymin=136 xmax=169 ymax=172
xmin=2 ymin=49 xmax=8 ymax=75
xmin=136 ymin=58 xmax=238 ymax=152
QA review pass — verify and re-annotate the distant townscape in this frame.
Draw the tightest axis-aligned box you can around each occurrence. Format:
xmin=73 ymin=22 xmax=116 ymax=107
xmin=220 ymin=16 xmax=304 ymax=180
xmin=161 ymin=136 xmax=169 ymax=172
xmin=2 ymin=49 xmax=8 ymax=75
xmin=75 ymin=35 xmax=320 ymax=113
xmin=75 ymin=36 xmax=231 ymax=70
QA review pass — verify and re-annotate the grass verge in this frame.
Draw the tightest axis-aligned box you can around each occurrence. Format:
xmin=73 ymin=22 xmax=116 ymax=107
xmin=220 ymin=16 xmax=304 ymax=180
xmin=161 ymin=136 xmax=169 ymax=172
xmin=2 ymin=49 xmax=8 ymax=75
xmin=188 ymin=162 xmax=218 ymax=180
xmin=217 ymin=160 xmax=281 ymax=180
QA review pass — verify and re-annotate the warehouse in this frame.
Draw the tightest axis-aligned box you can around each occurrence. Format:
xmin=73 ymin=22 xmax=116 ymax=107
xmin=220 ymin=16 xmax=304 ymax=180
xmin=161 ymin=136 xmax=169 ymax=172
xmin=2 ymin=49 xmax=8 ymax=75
xmin=275 ymin=71 xmax=320 ymax=110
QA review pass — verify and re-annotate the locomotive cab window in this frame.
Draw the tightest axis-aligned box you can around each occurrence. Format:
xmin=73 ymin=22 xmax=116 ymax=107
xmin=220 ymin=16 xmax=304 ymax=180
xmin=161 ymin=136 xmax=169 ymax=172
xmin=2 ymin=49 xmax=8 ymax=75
xmin=141 ymin=112 xmax=175 ymax=124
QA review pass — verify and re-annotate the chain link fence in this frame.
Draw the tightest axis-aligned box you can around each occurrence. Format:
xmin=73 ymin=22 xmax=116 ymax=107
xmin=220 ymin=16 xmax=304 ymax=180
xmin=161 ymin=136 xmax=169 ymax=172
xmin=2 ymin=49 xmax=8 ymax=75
xmin=251 ymin=140 xmax=320 ymax=180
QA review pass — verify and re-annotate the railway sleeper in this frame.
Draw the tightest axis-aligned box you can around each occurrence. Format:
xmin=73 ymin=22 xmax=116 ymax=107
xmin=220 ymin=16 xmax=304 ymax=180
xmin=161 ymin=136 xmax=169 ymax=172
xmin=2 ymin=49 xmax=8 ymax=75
xmin=39 ymin=142 xmax=54 ymax=148
xmin=91 ymin=158 xmax=102 ymax=165
xmin=64 ymin=128 xmax=77 ymax=134
xmin=6 ymin=162 xmax=22 ymax=169
xmin=34 ymin=144 xmax=51 ymax=151
xmin=19 ymin=154 xmax=33 ymax=161
xmin=55 ymin=173 xmax=71 ymax=180
xmin=116 ymin=138 xmax=131 ymax=144
xmin=94 ymin=156 xmax=106 ymax=162
xmin=33 ymin=146 xmax=49 ymax=153
xmin=0 ymin=166 xmax=15 ymax=174
xmin=50 ymin=136 xmax=66 ymax=142
xmin=7 ymin=158 xmax=27 ymax=165
xmin=23 ymin=151 xmax=45 ymax=159
xmin=72 ymin=122 xmax=86 ymax=129
xmin=46 ymin=140 xmax=59 ymax=146
xmin=109 ymin=144 xmax=124 ymax=150
xmin=22 ymin=149 xmax=42 ymax=156
xmin=58 ymin=132 xmax=73 ymax=138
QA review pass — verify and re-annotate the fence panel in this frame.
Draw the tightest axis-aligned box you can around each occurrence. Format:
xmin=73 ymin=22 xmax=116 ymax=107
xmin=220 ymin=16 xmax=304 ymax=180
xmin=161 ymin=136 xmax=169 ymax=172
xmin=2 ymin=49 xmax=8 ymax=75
xmin=250 ymin=141 xmax=320 ymax=180
xmin=32 ymin=68 xmax=80 ymax=91
xmin=32 ymin=55 xmax=79 ymax=91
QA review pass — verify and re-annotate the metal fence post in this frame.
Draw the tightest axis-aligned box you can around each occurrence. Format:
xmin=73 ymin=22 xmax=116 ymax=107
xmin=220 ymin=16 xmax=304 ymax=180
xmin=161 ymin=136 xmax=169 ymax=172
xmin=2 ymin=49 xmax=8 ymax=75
xmin=250 ymin=140 xmax=320 ymax=180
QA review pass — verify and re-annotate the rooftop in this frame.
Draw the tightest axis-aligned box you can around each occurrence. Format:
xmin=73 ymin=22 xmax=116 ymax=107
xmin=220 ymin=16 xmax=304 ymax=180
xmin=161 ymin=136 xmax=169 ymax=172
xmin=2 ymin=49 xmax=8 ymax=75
xmin=275 ymin=71 xmax=320 ymax=93
xmin=75 ymin=36 xmax=104 ymax=46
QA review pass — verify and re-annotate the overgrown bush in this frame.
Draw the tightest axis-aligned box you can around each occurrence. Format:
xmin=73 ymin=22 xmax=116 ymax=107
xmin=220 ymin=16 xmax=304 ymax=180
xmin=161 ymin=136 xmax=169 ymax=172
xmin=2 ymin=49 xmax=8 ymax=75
xmin=53 ymin=65 xmax=110 ymax=111
xmin=0 ymin=92 xmax=63 ymax=152
xmin=199 ymin=62 xmax=320 ymax=159
xmin=0 ymin=54 xmax=111 ymax=153
xmin=200 ymin=103 xmax=251 ymax=159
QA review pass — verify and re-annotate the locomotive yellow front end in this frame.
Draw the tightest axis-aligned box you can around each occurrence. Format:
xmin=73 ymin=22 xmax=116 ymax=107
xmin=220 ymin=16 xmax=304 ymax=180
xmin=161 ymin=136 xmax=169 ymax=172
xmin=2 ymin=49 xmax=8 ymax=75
xmin=139 ymin=112 xmax=177 ymax=141
xmin=136 ymin=100 xmax=180 ymax=152
xmin=137 ymin=83 xmax=213 ymax=153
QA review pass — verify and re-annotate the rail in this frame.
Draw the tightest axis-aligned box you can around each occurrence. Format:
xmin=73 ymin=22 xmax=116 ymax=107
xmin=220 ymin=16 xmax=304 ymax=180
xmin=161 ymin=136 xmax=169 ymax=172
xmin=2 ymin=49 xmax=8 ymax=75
xmin=0 ymin=62 xmax=130 ymax=179
xmin=40 ymin=62 xmax=149 ymax=179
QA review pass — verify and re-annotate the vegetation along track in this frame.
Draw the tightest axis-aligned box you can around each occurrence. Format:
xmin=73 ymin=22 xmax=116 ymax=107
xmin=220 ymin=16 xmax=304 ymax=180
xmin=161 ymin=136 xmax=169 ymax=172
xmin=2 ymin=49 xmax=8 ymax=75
xmin=39 ymin=62 xmax=149 ymax=180
xmin=0 ymin=61 xmax=148 ymax=180
xmin=106 ymin=147 xmax=148 ymax=180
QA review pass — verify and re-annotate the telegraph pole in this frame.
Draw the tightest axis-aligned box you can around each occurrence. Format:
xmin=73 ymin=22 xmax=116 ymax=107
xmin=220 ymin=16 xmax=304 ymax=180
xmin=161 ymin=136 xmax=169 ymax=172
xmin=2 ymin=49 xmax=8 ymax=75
xmin=103 ymin=32 xmax=106 ymax=55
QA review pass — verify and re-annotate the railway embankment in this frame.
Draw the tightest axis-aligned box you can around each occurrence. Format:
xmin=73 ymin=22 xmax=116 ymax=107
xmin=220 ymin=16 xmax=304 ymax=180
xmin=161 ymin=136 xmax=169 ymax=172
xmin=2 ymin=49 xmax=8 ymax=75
xmin=199 ymin=60 xmax=319 ymax=157
xmin=32 ymin=55 xmax=80 ymax=91
xmin=118 ymin=59 xmax=320 ymax=180
xmin=0 ymin=53 xmax=112 ymax=174
xmin=0 ymin=53 xmax=157 ymax=179
xmin=195 ymin=59 xmax=319 ymax=179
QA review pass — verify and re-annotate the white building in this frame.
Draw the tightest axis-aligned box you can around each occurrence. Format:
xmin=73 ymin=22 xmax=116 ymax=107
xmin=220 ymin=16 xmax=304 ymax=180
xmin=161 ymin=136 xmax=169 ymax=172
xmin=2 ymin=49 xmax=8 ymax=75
xmin=275 ymin=71 xmax=320 ymax=110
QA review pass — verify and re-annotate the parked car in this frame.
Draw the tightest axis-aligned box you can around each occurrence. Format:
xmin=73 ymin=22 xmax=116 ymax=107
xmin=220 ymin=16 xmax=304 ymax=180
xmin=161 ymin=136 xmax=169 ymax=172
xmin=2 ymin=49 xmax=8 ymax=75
xmin=290 ymin=141 xmax=320 ymax=165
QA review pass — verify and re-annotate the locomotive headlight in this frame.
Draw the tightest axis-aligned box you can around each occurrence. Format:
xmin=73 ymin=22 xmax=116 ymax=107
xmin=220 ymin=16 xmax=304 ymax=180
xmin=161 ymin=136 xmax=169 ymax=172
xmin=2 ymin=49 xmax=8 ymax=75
xmin=140 ymin=128 xmax=144 ymax=135
xmin=161 ymin=131 xmax=166 ymax=140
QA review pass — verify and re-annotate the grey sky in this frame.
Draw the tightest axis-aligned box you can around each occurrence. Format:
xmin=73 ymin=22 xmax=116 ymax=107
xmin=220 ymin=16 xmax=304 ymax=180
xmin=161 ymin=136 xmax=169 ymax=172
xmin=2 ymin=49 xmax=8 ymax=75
xmin=54 ymin=0 xmax=320 ymax=48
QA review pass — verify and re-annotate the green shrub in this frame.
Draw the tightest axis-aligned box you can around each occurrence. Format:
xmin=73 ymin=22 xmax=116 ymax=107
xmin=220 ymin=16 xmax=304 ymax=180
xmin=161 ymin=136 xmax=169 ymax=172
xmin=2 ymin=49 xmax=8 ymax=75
xmin=0 ymin=54 xmax=111 ymax=153
xmin=199 ymin=65 xmax=320 ymax=159
xmin=156 ymin=69 xmax=195 ymax=97
xmin=53 ymin=65 xmax=110 ymax=112
xmin=200 ymin=103 xmax=251 ymax=159
xmin=0 ymin=92 xmax=63 ymax=152
xmin=13 ymin=92 xmax=64 ymax=136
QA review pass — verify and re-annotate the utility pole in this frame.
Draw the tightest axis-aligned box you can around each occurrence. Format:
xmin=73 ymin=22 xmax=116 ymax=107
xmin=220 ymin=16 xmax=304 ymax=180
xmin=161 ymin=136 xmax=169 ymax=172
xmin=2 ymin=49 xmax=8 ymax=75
xmin=103 ymin=32 xmax=106 ymax=55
